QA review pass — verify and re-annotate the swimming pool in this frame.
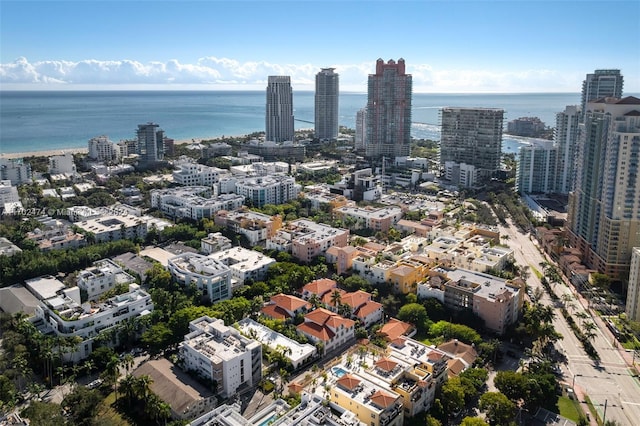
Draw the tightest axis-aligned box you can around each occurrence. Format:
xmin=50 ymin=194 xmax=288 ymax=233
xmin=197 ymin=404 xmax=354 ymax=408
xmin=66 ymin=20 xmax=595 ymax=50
xmin=332 ymin=366 xmax=348 ymax=378
xmin=257 ymin=413 xmax=277 ymax=426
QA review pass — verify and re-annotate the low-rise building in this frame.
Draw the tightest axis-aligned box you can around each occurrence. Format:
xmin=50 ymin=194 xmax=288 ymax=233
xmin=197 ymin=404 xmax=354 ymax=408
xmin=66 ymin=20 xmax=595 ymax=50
xmin=0 ymin=179 xmax=20 ymax=205
xmin=179 ymin=316 xmax=262 ymax=399
xmin=296 ymin=308 xmax=355 ymax=355
xmin=29 ymin=277 xmax=153 ymax=361
xmin=234 ymin=175 xmax=300 ymax=207
xmin=300 ymin=278 xmax=338 ymax=300
xmin=88 ymin=135 xmax=120 ymax=162
xmin=237 ymin=318 xmax=317 ymax=369
xmin=243 ymin=139 xmax=305 ymax=162
xmin=77 ymin=259 xmax=137 ymax=301
xmin=325 ymin=245 xmax=360 ymax=275
xmin=151 ymin=187 xmax=245 ymax=220
xmin=260 ymin=293 xmax=311 ymax=321
xmin=418 ymin=267 xmax=523 ymax=334
xmin=167 ymin=253 xmax=232 ymax=303
xmin=74 ymin=214 xmax=147 ymax=243
xmin=208 ymin=247 xmax=276 ymax=287
xmin=172 ymin=161 xmax=229 ymax=186
xmin=267 ymin=219 xmax=349 ymax=263
xmin=214 ymin=210 xmax=282 ymax=246
xmin=200 ymin=232 xmax=233 ymax=255
xmin=423 ymin=233 xmax=513 ymax=273
xmin=333 ymin=206 xmax=403 ymax=233
xmin=0 ymin=158 xmax=32 ymax=185
xmin=0 ymin=236 xmax=22 ymax=257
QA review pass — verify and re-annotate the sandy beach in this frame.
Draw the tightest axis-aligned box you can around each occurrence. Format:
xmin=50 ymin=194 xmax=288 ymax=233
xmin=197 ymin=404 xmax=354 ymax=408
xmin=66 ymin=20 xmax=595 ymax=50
xmin=0 ymin=137 xmax=227 ymax=160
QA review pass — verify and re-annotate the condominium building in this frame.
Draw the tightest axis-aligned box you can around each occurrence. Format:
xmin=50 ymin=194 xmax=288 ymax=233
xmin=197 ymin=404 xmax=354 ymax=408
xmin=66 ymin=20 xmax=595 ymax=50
xmin=136 ymin=122 xmax=165 ymax=167
xmin=74 ymin=214 xmax=147 ymax=243
xmin=29 ymin=277 xmax=153 ymax=361
xmin=625 ymin=247 xmax=640 ymax=321
xmin=566 ymin=96 xmax=640 ymax=279
xmin=179 ymin=316 xmax=262 ymax=398
xmin=150 ymin=187 xmax=245 ymax=220
xmin=581 ymin=69 xmax=624 ymax=120
xmin=333 ymin=205 xmax=403 ymax=232
xmin=0 ymin=180 xmax=19 ymax=204
xmin=88 ymin=135 xmax=120 ymax=162
xmin=0 ymin=158 xmax=32 ymax=186
xmin=267 ymin=219 xmax=349 ymax=263
xmin=214 ymin=209 xmax=282 ymax=246
xmin=200 ymin=232 xmax=233 ymax=255
xmin=208 ymin=247 xmax=276 ymax=287
xmin=554 ymin=105 xmax=581 ymax=194
xmin=423 ymin=233 xmax=513 ymax=273
xmin=440 ymin=107 xmax=504 ymax=183
xmin=172 ymin=162 xmax=228 ymax=186
xmin=516 ymin=139 xmax=558 ymax=194
xmin=77 ymin=259 xmax=137 ymax=301
xmin=266 ymin=76 xmax=295 ymax=142
xmin=167 ymin=253 xmax=232 ymax=303
xmin=330 ymin=168 xmax=382 ymax=202
xmin=355 ymin=108 xmax=367 ymax=152
xmin=315 ymin=68 xmax=339 ymax=141
xmin=0 ymin=237 xmax=22 ymax=257
xmin=260 ymin=293 xmax=311 ymax=321
xmin=234 ymin=175 xmax=299 ymax=208
xmin=507 ymin=117 xmax=546 ymax=137
xmin=365 ymin=59 xmax=412 ymax=159
xmin=418 ymin=267 xmax=523 ymax=334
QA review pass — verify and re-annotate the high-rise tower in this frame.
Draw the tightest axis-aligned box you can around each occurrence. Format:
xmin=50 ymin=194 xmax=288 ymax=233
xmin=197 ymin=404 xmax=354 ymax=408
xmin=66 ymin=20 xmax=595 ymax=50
xmin=266 ymin=76 xmax=295 ymax=143
xmin=554 ymin=105 xmax=581 ymax=194
xmin=566 ymin=96 xmax=640 ymax=279
xmin=136 ymin=122 xmax=164 ymax=167
xmin=365 ymin=59 xmax=412 ymax=159
xmin=581 ymin=69 xmax=623 ymax=120
xmin=315 ymin=68 xmax=339 ymax=141
xmin=439 ymin=107 xmax=504 ymax=186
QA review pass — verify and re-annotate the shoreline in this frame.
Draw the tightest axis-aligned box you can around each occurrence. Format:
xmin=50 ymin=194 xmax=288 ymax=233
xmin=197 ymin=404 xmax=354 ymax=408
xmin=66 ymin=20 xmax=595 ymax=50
xmin=0 ymin=135 xmax=249 ymax=160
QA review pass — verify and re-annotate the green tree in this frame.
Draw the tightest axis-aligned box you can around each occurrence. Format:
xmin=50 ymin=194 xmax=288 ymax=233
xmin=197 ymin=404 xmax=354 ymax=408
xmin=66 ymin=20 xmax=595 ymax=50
xmin=61 ymin=386 xmax=103 ymax=426
xmin=479 ymin=392 xmax=516 ymax=425
xmin=460 ymin=418 xmax=490 ymax=426
xmin=440 ymin=376 xmax=465 ymax=415
xmin=397 ymin=303 xmax=431 ymax=332
xmin=20 ymin=401 xmax=66 ymax=426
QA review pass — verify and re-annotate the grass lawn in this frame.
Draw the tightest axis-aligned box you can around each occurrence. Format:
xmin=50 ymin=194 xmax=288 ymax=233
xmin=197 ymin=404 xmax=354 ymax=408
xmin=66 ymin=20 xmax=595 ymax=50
xmin=556 ymin=396 xmax=582 ymax=422
xmin=95 ymin=392 xmax=131 ymax=426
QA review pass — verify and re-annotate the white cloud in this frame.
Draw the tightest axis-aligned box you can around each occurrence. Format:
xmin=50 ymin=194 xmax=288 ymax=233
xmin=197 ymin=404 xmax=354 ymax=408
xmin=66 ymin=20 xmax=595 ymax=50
xmin=0 ymin=56 xmax=584 ymax=92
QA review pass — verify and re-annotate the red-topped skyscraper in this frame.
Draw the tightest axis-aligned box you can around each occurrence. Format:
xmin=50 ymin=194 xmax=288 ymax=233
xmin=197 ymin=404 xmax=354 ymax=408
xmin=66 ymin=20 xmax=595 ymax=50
xmin=365 ymin=58 xmax=412 ymax=159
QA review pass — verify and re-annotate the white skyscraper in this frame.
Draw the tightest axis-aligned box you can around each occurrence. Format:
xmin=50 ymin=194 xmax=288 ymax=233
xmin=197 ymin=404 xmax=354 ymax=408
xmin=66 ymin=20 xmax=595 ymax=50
xmin=355 ymin=108 xmax=367 ymax=152
xmin=554 ymin=105 xmax=580 ymax=194
xmin=266 ymin=76 xmax=295 ymax=142
xmin=581 ymin=69 xmax=623 ymax=121
xmin=315 ymin=68 xmax=339 ymax=141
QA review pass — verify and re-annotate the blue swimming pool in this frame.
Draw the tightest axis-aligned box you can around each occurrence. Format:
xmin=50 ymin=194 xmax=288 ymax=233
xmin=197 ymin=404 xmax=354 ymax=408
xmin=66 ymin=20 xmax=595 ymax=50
xmin=257 ymin=413 xmax=277 ymax=426
xmin=332 ymin=366 xmax=348 ymax=378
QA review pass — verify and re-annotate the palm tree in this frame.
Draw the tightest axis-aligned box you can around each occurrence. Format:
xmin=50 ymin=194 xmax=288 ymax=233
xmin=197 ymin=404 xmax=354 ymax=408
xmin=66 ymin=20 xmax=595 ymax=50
xmin=102 ymin=355 xmax=121 ymax=401
xmin=583 ymin=321 xmax=598 ymax=341
xmin=330 ymin=290 xmax=342 ymax=310
xmin=83 ymin=359 xmax=95 ymax=377
xmin=134 ymin=374 xmax=154 ymax=402
xmin=119 ymin=374 xmax=137 ymax=407
xmin=121 ymin=353 xmax=135 ymax=375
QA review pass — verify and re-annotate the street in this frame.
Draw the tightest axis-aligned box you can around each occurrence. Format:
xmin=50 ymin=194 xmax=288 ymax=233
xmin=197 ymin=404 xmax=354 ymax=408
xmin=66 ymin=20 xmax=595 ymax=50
xmin=498 ymin=218 xmax=640 ymax=426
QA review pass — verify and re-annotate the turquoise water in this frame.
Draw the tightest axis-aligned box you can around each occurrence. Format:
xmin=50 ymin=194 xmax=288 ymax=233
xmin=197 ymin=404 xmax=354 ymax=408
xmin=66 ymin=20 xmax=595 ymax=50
xmin=257 ymin=413 xmax=277 ymax=426
xmin=0 ymin=91 xmax=584 ymax=154
xmin=332 ymin=366 xmax=348 ymax=378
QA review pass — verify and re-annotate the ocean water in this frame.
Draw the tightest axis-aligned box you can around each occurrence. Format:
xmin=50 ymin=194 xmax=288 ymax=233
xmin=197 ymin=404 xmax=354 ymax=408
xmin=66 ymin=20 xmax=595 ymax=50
xmin=0 ymin=91 xmax=582 ymax=155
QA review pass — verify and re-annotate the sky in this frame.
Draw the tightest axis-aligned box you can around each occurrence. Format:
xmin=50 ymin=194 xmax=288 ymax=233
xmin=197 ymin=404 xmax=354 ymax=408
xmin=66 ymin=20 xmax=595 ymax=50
xmin=1 ymin=0 xmax=639 ymax=93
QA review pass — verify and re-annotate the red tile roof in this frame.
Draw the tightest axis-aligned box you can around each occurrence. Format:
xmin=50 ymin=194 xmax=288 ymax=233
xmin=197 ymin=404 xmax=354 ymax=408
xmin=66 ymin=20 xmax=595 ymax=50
xmin=297 ymin=321 xmax=334 ymax=341
xmin=321 ymin=289 xmax=347 ymax=306
xmin=380 ymin=318 xmax=414 ymax=341
xmin=355 ymin=301 xmax=383 ymax=319
xmin=370 ymin=390 xmax=396 ymax=409
xmin=341 ymin=290 xmax=371 ymax=309
xmin=269 ymin=293 xmax=311 ymax=313
xmin=260 ymin=304 xmax=290 ymax=320
xmin=375 ymin=357 xmax=397 ymax=372
xmin=302 ymin=278 xmax=337 ymax=297
xmin=337 ymin=374 xmax=361 ymax=391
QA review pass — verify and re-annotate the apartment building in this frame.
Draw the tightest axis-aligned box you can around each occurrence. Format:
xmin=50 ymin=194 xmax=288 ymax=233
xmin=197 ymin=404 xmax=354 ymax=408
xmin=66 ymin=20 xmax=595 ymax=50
xmin=0 ymin=158 xmax=32 ymax=185
xmin=267 ymin=219 xmax=349 ymax=263
xmin=167 ymin=253 xmax=232 ymax=303
xmin=179 ymin=316 xmax=262 ymax=398
xmin=214 ymin=209 xmax=282 ymax=246
xmin=200 ymin=232 xmax=233 ymax=255
xmin=325 ymin=245 xmax=361 ymax=275
xmin=151 ymin=187 xmax=245 ymax=220
xmin=77 ymin=259 xmax=137 ymax=301
xmin=333 ymin=206 xmax=403 ymax=233
xmin=418 ymin=267 xmax=523 ymax=334
xmin=625 ymin=247 xmax=640 ymax=321
xmin=0 ymin=237 xmax=22 ymax=257
xmin=28 ymin=276 xmax=153 ymax=361
xmin=74 ymin=214 xmax=147 ymax=243
xmin=88 ymin=135 xmax=120 ymax=162
xmin=243 ymin=140 xmax=305 ymax=162
xmin=297 ymin=308 xmax=355 ymax=355
xmin=172 ymin=162 xmax=228 ymax=186
xmin=424 ymin=233 xmax=513 ymax=273
xmin=234 ymin=175 xmax=300 ymax=208
xmin=26 ymin=216 xmax=86 ymax=251
xmin=260 ymin=293 xmax=311 ymax=321
xmin=208 ymin=247 xmax=275 ymax=287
